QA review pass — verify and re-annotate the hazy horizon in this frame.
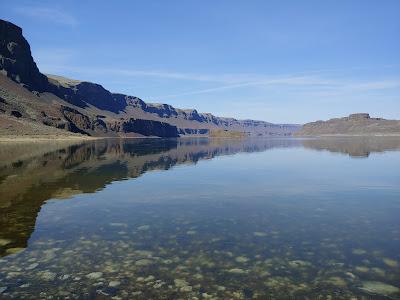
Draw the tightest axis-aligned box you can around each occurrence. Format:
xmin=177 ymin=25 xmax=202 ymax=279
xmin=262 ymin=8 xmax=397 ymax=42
xmin=1 ymin=0 xmax=399 ymax=123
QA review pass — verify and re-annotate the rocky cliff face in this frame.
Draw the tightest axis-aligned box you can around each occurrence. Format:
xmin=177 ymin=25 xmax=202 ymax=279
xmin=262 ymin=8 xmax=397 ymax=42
xmin=0 ymin=20 xmax=49 ymax=92
xmin=296 ymin=113 xmax=400 ymax=136
xmin=48 ymin=77 xmax=127 ymax=113
xmin=0 ymin=19 xmax=300 ymax=137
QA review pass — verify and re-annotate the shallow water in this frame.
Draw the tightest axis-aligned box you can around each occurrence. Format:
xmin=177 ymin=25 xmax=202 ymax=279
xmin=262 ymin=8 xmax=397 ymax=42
xmin=0 ymin=137 xmax=399 ymax=299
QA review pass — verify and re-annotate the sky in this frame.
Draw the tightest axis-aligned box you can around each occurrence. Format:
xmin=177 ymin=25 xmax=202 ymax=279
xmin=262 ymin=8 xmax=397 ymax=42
xmin=1 ymin=0 xmax=399 ymax=123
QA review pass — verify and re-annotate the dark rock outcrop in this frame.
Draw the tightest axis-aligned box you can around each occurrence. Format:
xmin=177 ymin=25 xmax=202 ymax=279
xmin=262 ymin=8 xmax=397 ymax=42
xmin=348 ymin=113 xmax=371 ymax=120
xmin=0 ymin=20 xmax=49 ymax=92
xmin=122 ymin=118 xmax=178 ymax=137
xmin=60 ymin=106 xmax=109 ymax=135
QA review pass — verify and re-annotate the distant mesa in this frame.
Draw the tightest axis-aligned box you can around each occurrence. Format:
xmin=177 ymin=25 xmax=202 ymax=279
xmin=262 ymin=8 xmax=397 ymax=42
xmin=0 ymin=19 xmax=300 ymax=138
xmin=296 ymin=113 xmax=400 ymax=136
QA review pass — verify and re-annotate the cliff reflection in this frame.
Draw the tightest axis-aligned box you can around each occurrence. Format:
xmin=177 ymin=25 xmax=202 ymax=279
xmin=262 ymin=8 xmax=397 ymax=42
xmin=0 ymin=138 xmax=299 ymax=256
xmin=302 ymin=137 xmax=400 ymax=157
xmin=1 ymin=136 xmax=399 ymax=256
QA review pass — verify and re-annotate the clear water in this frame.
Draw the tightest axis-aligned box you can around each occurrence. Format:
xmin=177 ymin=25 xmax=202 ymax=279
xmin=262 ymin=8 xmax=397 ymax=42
xmin=0 ymin=137 xmax=399 ymax=299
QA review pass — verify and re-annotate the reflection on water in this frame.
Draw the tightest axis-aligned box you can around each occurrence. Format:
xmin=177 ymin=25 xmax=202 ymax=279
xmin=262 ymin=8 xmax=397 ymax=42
xmin=0 ymin=137 xmax=399 ymax=299
xmin=302 ymin=137 xmax=400 ymax=158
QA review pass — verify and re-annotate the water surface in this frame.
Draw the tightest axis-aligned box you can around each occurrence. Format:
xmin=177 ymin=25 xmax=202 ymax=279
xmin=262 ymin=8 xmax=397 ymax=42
xmin=0 ymin=137 xmax=399 ymax=299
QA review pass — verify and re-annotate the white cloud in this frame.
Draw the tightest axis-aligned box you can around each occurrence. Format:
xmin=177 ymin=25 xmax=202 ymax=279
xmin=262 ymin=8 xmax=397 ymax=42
xmin=14 ymin=6 xmax=78 ymax=26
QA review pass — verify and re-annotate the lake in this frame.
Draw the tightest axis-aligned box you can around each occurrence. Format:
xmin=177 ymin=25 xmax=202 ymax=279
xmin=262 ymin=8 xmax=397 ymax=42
xmin=0 ymin=137 xmax=399 ymax=299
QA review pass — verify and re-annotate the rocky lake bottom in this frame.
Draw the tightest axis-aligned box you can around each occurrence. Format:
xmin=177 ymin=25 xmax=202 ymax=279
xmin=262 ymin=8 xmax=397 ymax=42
xmin=0 ymin=137 xmax=399 ymax=299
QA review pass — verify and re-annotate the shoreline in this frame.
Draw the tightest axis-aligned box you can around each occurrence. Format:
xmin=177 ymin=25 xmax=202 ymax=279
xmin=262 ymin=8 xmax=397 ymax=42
xmin=0 ymin=135 xmax=98 ymax=143
xmin=1 ymin=134 xmax=400 ymax=143
xmin=294 ymin=134 xmax=400 ymax=137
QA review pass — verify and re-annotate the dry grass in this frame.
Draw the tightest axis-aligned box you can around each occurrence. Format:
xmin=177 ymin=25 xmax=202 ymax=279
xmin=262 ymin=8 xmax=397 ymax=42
xmin=209 ymin=129 xmax=246 ymax=138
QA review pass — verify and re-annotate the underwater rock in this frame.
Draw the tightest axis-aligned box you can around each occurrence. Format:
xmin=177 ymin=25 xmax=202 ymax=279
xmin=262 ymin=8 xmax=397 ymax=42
xmin=174 ymin=279 xmax=190 ymax=288
xmin=5 ymin=247 xmax=25 ymax=255
xmin=202 ymin=292 xmax=213 ymax=299
xmin=144 ymin=275 xmax=155 ymax=282
xmin=97 ymin=287 xmax=118 ymax=297
xmin=345 ymin=272 xmax=356 ymax=280
xmin=288 ymin=260 xmax=312 ymax=268
xmin=382 ymin=258 xmax=398 ymax=268
xmin=39 ymin=271 xmax=56 ymax=281
xmin=253 ymin=232 xmax=268 ymax=237
xmin=86 ymin=272 xmax=103 ymax=280
xmin=193 ymin=273 xmax=203 ymax=280
xmin=227 ymin=268 xmax=247 ymax=274
xmin=326 ymin=276 xmax=347 ymax=287
xmin=109 ymin=223 xmax=127 ymax=227
xmin=355 ymin=266 xmax=369 ymax=273
xmin=235 ymin=256 xmax=249 ymax=263
xmin=109 ymin=281 xmax=121 ymax=287
xmin=0 ymin=239 xmax=12 ymax=246
xmin=163 ymin=259 xmax=173 ymax=265
xmin=352 ymin=249 xmax=367 ymax=255
xmin=26 ymin=263 xmax=39 ymax=270
xmin=153 ymin=282 xmax=165 ymax=288
xmin=137 ymin=225 xmax=150 ymax=231
xmin=360 ymin=281 xmax=400 ymax=296
xmin=174 ymin=279 xmax=192 ymax=292
xmin=371 ymin=267 xmax=385 ymax=277
xmin=135 ymin=259 xmax=153 ymax=267
xmin=0 ymin=287 xmax=7 ymax=294
xmin=180 ymin=285 xmax=193 ymax=292
xmin=134 ymin=250 xmax=153 ymax=257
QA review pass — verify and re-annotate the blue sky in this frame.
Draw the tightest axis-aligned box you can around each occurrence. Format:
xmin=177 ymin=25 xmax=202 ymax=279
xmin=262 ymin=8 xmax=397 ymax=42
xmin=1 ymin=0 xmax=399 ymax=123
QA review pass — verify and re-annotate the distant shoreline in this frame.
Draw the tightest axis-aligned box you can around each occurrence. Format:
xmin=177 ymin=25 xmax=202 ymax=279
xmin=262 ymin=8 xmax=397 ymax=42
xmin=295 ymin=134 xmax=400 ymax=137
xmin=0 ymin=135 xmax=96 ymax=143
xmin=1 ymin=134 xmax=400 ymax=143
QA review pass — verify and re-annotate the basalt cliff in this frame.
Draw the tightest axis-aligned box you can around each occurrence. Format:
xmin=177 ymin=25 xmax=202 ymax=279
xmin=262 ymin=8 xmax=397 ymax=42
xmin=0 ymin=19 xmax=299 ymax=138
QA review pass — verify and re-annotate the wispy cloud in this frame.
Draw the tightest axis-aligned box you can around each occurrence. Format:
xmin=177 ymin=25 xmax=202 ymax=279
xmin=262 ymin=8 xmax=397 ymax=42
xmin=152 ymin=76 xmax=400 ymax=99
xmin=14 ymin=6 xmax=78 ymax=26
xmin=37 ymin=62 xmax=400 ymax=99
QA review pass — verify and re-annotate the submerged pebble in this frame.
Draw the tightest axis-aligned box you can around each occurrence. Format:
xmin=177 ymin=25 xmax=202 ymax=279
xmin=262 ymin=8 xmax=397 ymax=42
xmin=135 ymin=259 xmax=153 ymax=266
xmin=38 ymin=271 xmax=56 ymax=281
xmin=360 ymin=281 xmax=400 ymax=296
xmin=86 ymin=272 xmax=103 ymax=280
xmin=288 ymin=260 xmax=311 ymax=268
xmin=5 ymin=247 xmax=25 ymax=255
xmin=109 ymin=281 xmax=121 ymax=288
xmin=352 ymin=249 xmax=367 ymax=255
xmin=382 ymin=258 xmax=398 ymax=268
xmin=355 ymin=266 xmax=369 ymax=273
xmin=253 ymin=232 xmax=268 ymax=237
xmin=0 ymin=239 xmax=12 ymax=246
xmin=326 ymin=277 xmax=347 ymax=287
xmin=26 ymin=263 xmax=39 ymax=270
xmin=227 ymin=268 xmax=247 ymax=274
xmin=137 ymin=225 xmax=150 ymax=231
xmin=235 ymin=256 xmax=249 ymax=263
